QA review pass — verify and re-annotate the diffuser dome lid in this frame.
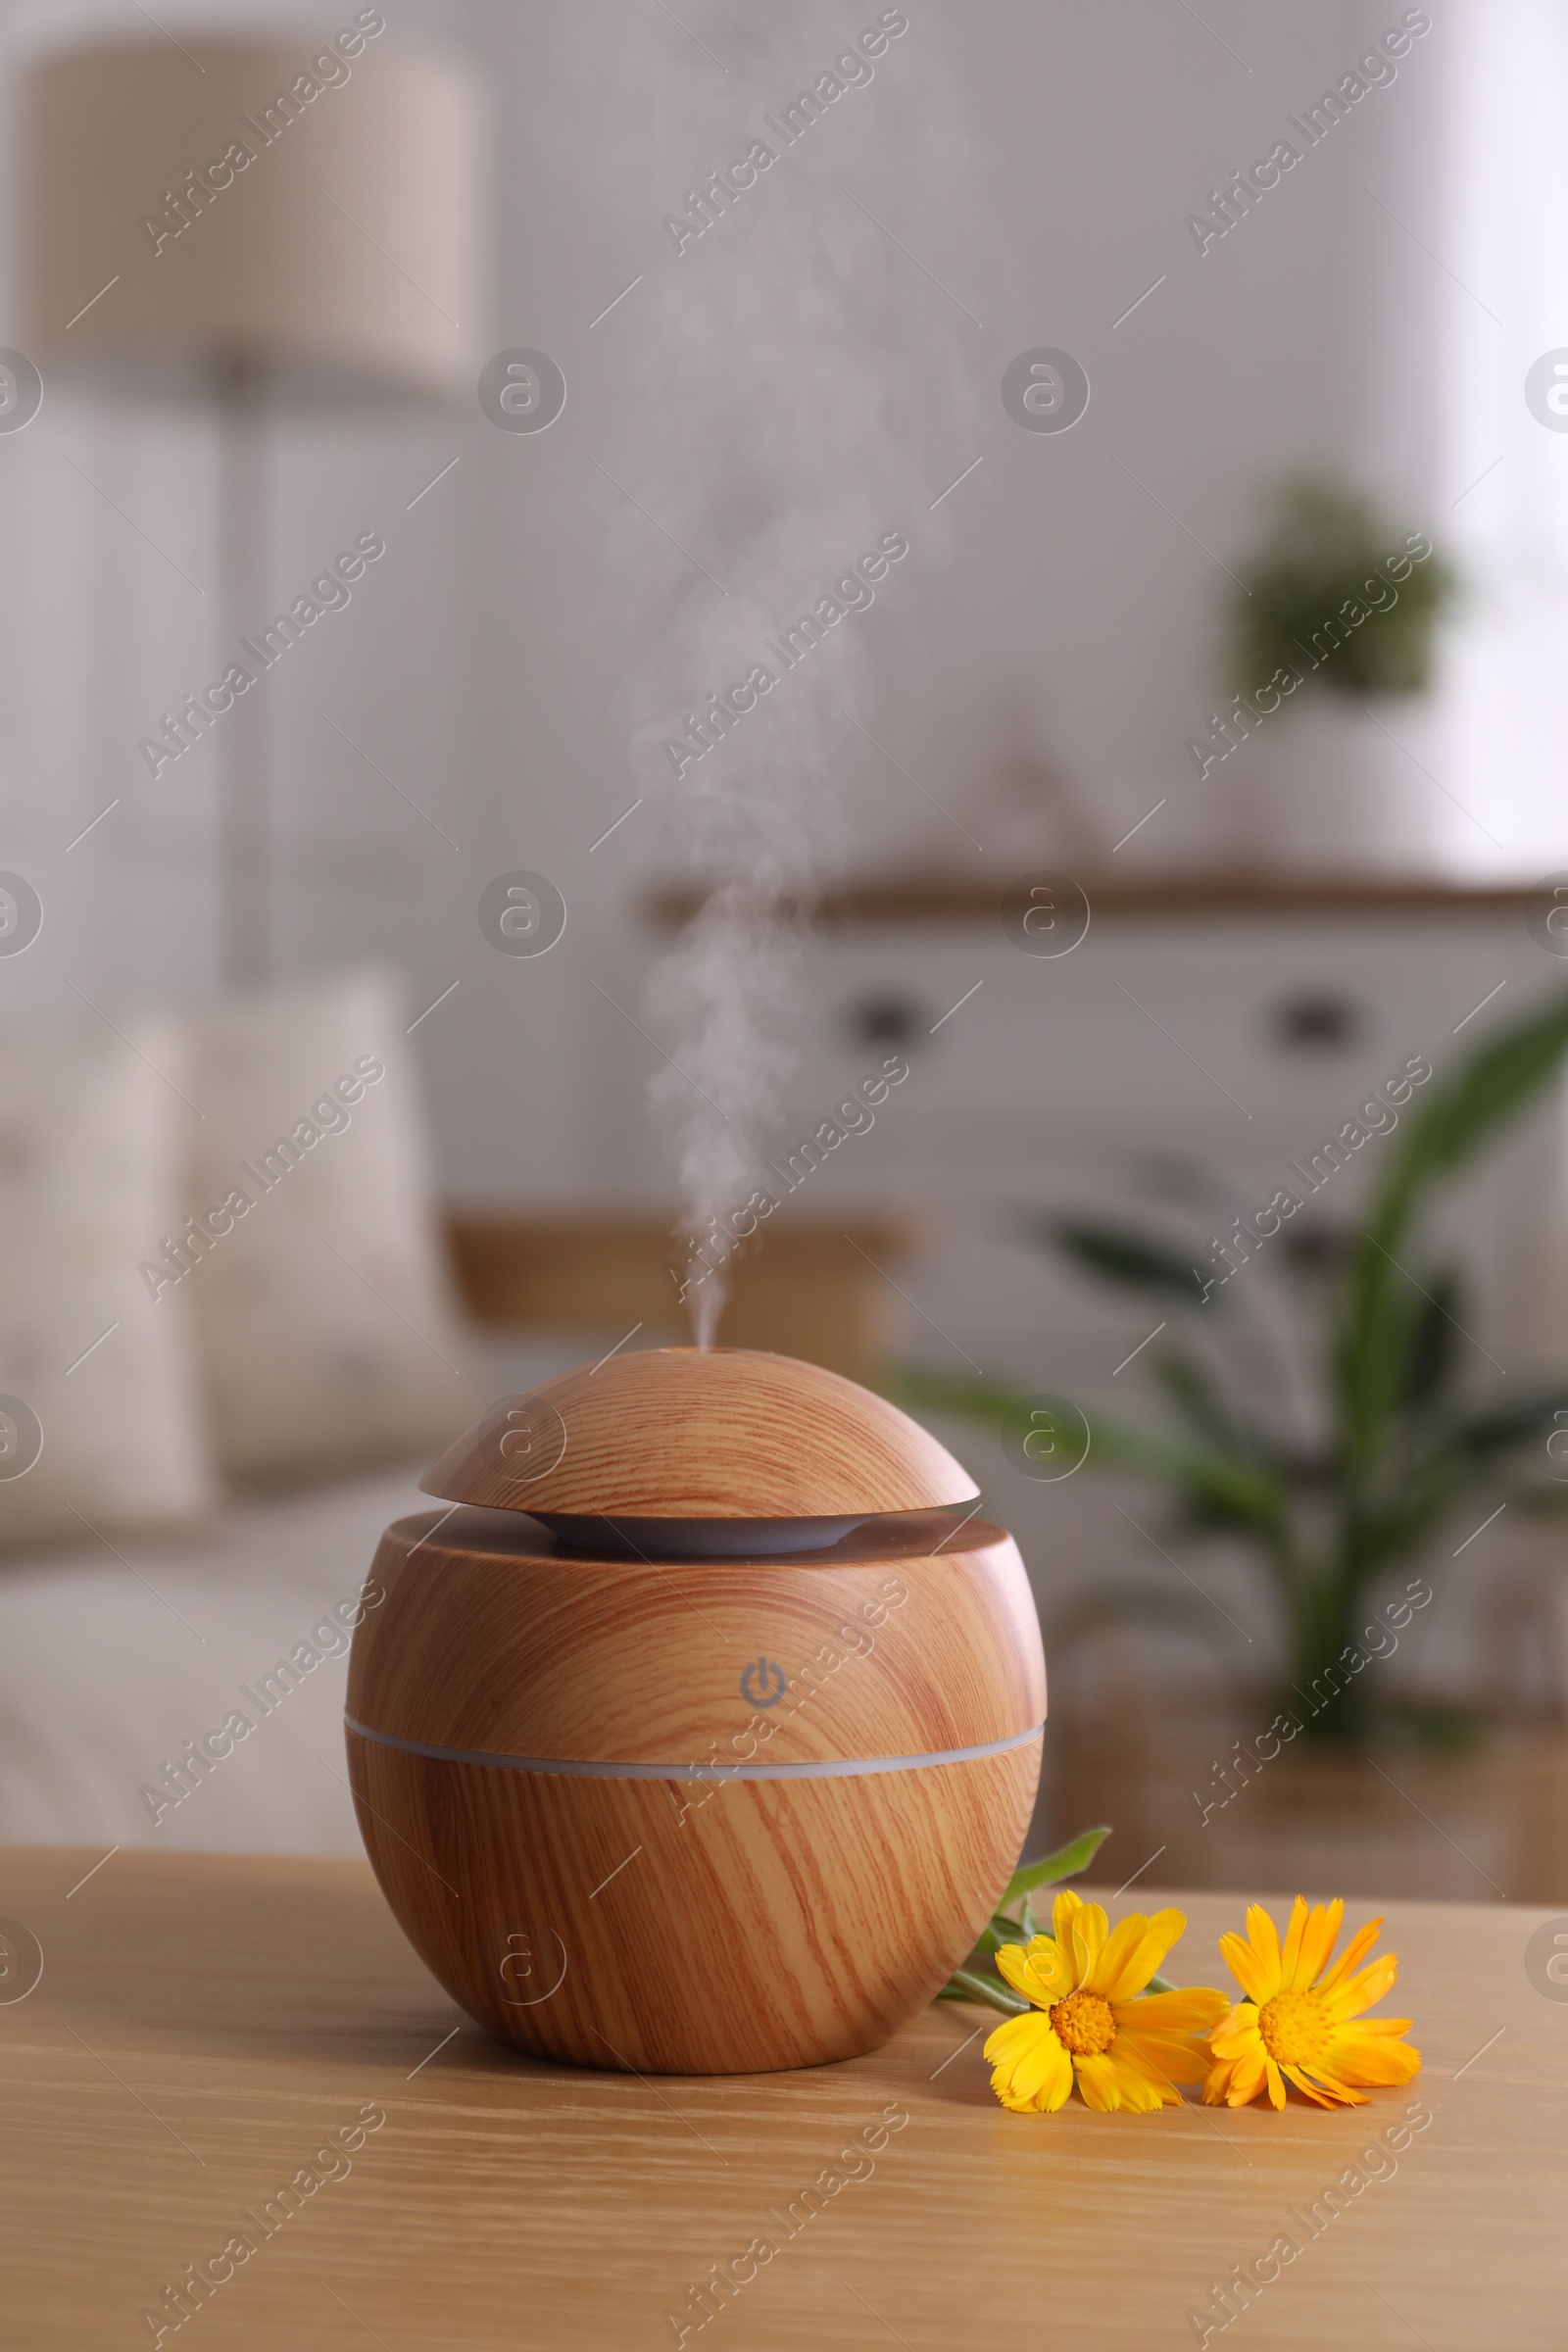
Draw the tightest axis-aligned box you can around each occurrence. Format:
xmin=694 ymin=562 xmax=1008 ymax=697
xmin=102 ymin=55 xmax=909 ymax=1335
xmin=419 ymin=1347 xmax=979 ymax=1522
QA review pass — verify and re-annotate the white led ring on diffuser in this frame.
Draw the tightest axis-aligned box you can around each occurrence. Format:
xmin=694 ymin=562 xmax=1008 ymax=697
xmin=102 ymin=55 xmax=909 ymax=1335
xmin=345 ymin=1713 xmax=1043 ymax=1781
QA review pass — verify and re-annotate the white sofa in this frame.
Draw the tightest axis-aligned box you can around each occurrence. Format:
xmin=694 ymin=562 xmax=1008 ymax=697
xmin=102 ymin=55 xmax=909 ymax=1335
xmin=0 ymin=1327 xmax=597 ymax=1859
xmin=0 ymin=1464 xmax=426 ymax=1857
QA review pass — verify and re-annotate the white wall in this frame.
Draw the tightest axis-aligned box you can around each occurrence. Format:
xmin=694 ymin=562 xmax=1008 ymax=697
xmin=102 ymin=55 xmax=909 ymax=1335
xmin=0 ymin=0 xmax=1560 ymax=1207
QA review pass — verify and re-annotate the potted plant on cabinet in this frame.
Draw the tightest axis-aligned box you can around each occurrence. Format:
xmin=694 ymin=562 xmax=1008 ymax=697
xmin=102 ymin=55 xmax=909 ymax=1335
xmin=1211 ymin=472 xmax=1457 ymax=872
xmin=904 ymin=990 xmax=1568 ymax=1902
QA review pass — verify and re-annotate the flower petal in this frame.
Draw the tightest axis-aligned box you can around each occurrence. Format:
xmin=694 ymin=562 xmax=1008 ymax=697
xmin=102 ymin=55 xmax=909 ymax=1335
xmin=1201 ymin=2055 xmax=1234 ymax=2104
xmin=1066 ymin=1900 xmax=1109 ymax=1987
xmin=1219 ymin=1929 xmax=1279 ymax=2008
xmin=1205 ymin=2041 xmax=1267 ymax=2106
xmin=1102 ymin=2045 xmax=1175 ymax=2110
xmin=1279 ymin=1894 xmax=1311 ymax=1986
xmin=984 ymin=2012 xmax=1074 ymax=2111
xmin=1072 ymin=2052 xmax=1125 ymax=2113
xmin=1263 ymin=2056 xmax=1288 ymax=2110
xmin=1326 ymin=1954 xmax=1399 ymax=2020
xmin=1325 ymin=2025 xmax=1421 ymax=2086
xmin=994 ymin=1943 xmax=1041 ymax=2005
xmin=1026 ymin=1935 xmax=1075 ymax=1997
xmin=1094 ymin=1908 xmax=1189 ymax=2002
xmin=1315 ymin=1914 xmax=1383 ymax=1997
xmin=1295 ymin=1899 xmax=1345 ymax=1990
xmin=1089 ymin=1911 xmax=1151 ymax=2000
xmin=1115 ymin=2031 xmax=1216 ymax=2089
xmin=1208 ymin=2000 xmax=1259 ymax=2057
xmin=1115 ymin=1985 xmax=1232 ymax=2040
xmin=995 ymin=1938 xmax=1071 ymax=2009
xmin=1282 ymin=2061 xmax=1365 ymax=2109
xmin=1051 ymin=1890 xmax=1093 ymax=1985
xmin=1244 ymin=1903 xmax=1283 ymax=1996
xmin=983 ymin=2010 xmax=1042 ymax=2064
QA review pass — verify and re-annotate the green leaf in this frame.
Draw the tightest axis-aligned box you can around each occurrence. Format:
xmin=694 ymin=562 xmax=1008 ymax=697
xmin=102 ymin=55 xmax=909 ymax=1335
xmin=1003 ymin=1826 xmax=1111 ymax=1902
xmin=1042 ymin=1217 xmax=1212 ymax=1305
xmin=899 ymin=1365 xmax=1296 ymax=1549
xmin=1087 ymin=1416 xmax=1291 ymax=1532
xmin=1404 ymin=996 xmax=1568 ymax=1184
xmin=1150 ymin=1346 xmax=1273 ymax=1460
xmin=1396 ymin=1269 xmax=1462 ymax=1412
xmin=1446 ymin=1387 xmax=1568 ymax=1458
xmin=893 ymin=1366 xmax=1051 ymax=1435
xmin=1338 ymin=990 xmax=1568 ymax=1462
xmin=967 ymin=1828 xmax=1115 ymax=1962
xmin=1225 ymin=474 xmax=1457 ymax=700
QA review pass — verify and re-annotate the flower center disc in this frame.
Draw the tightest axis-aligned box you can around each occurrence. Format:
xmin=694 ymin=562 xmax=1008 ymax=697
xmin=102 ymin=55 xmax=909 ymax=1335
xmin=1256 ymin=1988 xmax=1332 ymax=2067
xmin=1049 ymin=1987 xmax=1116 ymax=2056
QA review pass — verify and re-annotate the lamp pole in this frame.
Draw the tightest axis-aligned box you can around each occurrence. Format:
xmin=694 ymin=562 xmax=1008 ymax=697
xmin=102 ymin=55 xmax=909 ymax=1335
xmin=215 ymin=352 xmax=270 ymax=987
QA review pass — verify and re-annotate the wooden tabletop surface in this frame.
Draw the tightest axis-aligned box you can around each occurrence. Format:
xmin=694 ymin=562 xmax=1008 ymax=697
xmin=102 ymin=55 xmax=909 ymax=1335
xmin=3 ymin=1844 xmax=1562 ymax=2350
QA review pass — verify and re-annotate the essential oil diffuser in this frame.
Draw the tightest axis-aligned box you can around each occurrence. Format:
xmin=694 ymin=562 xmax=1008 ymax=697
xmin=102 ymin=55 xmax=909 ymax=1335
xmin=345 ymin=1348 xmax=1046 ymax=2075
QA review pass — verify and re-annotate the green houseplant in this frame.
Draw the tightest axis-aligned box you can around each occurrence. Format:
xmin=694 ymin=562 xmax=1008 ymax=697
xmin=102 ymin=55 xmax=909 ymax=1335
xmin=1206 ymin=473 xmax=1460 ymax=873
xmin=905 ymin=990 xmax=1568 ymax=1750
xmin=1225 ymin=472 xmax=1457 ymax=704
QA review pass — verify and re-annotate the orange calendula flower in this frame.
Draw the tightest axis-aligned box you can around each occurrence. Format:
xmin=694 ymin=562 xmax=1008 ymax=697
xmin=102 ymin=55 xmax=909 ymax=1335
xmin=983 ymin=1888 xmax=1229 ymax=2113
xmin=1204 ymin=1896 xmax=1421 ymax=2111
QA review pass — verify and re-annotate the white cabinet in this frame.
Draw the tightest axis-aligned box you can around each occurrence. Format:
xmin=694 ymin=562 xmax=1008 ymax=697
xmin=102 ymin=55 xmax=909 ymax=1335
xmin=777 ymin=900 xmax=1566 ymax=1391
xmin=738 ymin=883 xmax=1568 ymax=1841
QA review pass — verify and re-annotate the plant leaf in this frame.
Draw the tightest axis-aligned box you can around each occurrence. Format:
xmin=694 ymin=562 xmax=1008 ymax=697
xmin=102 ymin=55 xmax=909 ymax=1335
xmin=896 ymin=1366 xmax=1292 ymax=1536
xmin=1150 ymin=1345 xmax=1276 ymax=1460
xmin=1446 ymin=1387 xmax=1568 ymax=1458
xmin=1003 ymin=1826 xmax=1111 ymax=1902
xmin=1226 ymin=474 xmax=1457 ymax=700
xmin=1338 ymin=990 xmax=1568 ymax=1463
xmin=1396 ymin=1267 xmax=1462 ymax=1412
xmin=1041 ymin=1216 xmax=1212 ymax=1305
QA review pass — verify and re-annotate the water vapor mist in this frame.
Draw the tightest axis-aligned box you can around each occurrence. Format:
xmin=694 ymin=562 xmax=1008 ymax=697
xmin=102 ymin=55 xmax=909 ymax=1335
xmin=560 ymin=2 xmax=984 ymax=1341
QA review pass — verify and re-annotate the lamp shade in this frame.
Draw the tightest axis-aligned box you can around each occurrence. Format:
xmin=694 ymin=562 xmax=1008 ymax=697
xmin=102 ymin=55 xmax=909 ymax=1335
xmin=21 ymin=27 xmax=482 ymax=399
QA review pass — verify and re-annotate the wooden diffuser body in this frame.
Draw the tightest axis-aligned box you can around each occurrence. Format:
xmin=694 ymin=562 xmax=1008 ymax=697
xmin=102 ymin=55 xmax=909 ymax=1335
xmin=345 ymin=1349 xmax=1046 ymax=2075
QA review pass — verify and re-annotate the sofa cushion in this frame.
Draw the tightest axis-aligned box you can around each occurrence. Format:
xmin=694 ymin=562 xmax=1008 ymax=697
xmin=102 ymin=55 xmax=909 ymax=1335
xmin=0 ymin=1011 xmax=217 ymax=1552
xmin=176 ymin=966 xmax=485 ymax=1481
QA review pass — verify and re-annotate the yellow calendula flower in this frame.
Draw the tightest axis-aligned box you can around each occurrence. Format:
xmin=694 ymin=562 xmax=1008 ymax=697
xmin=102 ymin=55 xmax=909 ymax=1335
xmin=983 ymin=1889 xmax=1229 ymax=2113
xmin=1204 ymin=1896 xmax=1421 ymax=2111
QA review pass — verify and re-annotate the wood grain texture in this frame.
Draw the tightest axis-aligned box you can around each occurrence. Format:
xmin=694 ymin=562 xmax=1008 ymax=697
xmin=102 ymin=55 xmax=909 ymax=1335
xmin=346 ymin=1504 xmax=1045 ymax=2071
xmin=346 ymin=1734 xmax=1041 ymax=2073
xmin=4 ymin=1846 xmax=1564 ymax=2351
xmin=1058 ymin=1695 xmax=1568 ymax=1904
xmin=418 ymin=1347 xmax=979 ymax=1519
xmin=441 ymin=1213 xmax=921 ymax=1381
xmin=348 ymin=1508 xmax=1046 ymax=1763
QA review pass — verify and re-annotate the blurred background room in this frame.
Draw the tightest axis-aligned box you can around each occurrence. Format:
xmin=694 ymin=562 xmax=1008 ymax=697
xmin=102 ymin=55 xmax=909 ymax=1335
xmin=3 ymin=0 xmax=1568 ymax=1903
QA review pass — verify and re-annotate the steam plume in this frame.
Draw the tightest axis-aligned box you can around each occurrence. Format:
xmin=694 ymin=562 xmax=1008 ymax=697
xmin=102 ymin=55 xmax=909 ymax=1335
xmin=566 ymin=3 xmax=983 ymax=1339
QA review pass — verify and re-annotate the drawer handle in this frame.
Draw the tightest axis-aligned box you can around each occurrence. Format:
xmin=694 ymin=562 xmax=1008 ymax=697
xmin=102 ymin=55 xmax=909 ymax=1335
xmin=1268 ymin=991 xmax=1366 ymax=1052
xmin=842 ymin=993 xmax=931 ymax=1051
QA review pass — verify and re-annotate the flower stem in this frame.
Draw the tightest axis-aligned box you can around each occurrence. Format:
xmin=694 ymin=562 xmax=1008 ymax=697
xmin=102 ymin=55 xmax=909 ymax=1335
xmin=936 ymin=1967 xmax=1028 ymax=2016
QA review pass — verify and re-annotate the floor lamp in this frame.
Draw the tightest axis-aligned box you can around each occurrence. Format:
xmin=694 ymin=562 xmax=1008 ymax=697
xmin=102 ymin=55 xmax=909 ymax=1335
xmin=20 ymin=33 xmax=481 ymax=986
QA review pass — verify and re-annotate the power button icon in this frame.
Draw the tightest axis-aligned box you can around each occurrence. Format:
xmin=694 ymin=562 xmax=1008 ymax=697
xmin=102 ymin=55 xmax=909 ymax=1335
xmin=741 ymin=1656 xmax=787 ymax=1708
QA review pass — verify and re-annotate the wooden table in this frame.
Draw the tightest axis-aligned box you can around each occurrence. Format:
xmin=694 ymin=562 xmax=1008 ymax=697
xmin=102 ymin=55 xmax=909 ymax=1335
xmin=4 ymin=1846 xmax=1563 ymax=2349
